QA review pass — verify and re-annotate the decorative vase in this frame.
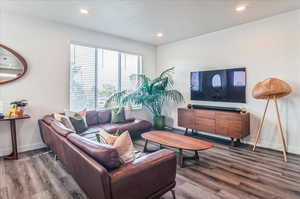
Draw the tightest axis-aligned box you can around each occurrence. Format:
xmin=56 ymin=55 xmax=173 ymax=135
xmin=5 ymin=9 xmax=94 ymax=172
xmin=153 ymin=115 xmax=165 ymax=130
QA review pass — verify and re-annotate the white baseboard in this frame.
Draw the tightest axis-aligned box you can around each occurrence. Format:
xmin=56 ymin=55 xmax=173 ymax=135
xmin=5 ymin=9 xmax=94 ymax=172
xmin=0 ymin=142 xmax=46 ymax=157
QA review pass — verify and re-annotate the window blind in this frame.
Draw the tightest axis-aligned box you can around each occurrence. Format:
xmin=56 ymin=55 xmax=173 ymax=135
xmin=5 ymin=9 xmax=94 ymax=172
xmin=70 ymin=44 xmax=142 ymax=111
xmin=70 ymin=44 xmax=96 ymax=111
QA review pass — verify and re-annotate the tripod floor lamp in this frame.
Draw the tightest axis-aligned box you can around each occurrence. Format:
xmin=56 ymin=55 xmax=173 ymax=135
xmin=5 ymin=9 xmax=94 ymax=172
xmin=252 ymin=78 xmax=292 ymax=162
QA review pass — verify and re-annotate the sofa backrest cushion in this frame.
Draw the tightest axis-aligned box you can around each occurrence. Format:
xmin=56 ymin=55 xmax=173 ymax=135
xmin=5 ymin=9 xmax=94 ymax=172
xmin=53 ymin=113 xmax=76 ymax=131
xmin=50 ymin=120 xmax=75 ymax=137
xmin=67 ymin=133 xmax=121 ymax=170
xmin=98 ymin=110 xmax=112 ymax=124
xmin=42 ymin=114 xmax=55 ymax=125
xmin=86 ymin=111 xmax=99 ymax=126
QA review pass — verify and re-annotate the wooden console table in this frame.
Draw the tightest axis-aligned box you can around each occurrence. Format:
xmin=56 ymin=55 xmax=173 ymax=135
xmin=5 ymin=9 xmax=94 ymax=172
xmin=0 ymin=115 xmax=30 ymax=160
xmin=178 ymin=108 xmax=250 ymax=146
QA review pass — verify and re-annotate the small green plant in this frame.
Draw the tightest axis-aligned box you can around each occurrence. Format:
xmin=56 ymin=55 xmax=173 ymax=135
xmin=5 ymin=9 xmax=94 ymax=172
xmin=10 ymin=99 xmax=28 ymax=107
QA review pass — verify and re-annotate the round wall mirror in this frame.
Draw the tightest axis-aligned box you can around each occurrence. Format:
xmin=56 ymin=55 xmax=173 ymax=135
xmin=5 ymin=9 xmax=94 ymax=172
xmin=0 ymin=44 xmax=27 ymax=84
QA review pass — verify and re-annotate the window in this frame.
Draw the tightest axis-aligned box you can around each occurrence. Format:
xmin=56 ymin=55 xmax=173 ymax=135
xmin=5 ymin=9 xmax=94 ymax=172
xmin=70 ymin=44 xmax=142 ymax=111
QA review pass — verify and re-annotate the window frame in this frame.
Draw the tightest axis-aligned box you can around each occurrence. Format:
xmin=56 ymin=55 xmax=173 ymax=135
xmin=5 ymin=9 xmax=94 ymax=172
xmin=69 ymin=41 xmax=143 ymax=111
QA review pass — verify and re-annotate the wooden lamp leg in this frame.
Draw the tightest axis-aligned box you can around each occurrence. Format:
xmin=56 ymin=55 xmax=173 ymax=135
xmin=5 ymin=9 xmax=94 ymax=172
xmin=273 ymin=96 xmax=288 ymax=162
xmin=253 ymin=97 xmax=270 ymax=151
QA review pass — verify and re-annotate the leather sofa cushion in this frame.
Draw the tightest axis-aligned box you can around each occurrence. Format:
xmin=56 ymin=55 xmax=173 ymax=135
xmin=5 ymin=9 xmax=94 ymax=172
xmin=86 ymin=111 xmax=99 ymax=126
xmin=80 ymin=120 xmax=153 ymax=141
xmin=98 ymin=110 xmax=111 ymax=124
xmin=67 ymin=133 xmax=121 ymax=170
xmin=116 ymin=120 xmax=152 ymax=136
xmin=80 ymin=124 xmax=119 ymax=143
xmin=80 ymin=125 xmax=104 ymax=136
xmin=50 ymin=120 xmax=75 ymax=137
xmin=99 ymin=120 xmax=152 ymax=135
xmin=42 ymin=114 xmax=55 ymax=125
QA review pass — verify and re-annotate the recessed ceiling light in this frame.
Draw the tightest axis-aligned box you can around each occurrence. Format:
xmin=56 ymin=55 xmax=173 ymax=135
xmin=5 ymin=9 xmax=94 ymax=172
xmin=80 ymin=9 xmax=89 ymax=15
xmin=156 ymin=33 xmax=164 ymax=37
xmin=236 ymin=5 xmax=247 ymax=12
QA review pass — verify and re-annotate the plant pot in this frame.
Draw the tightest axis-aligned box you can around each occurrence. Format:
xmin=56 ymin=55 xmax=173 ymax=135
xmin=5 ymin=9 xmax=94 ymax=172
xmin=153 ymin=115 xmax=165 ymax=130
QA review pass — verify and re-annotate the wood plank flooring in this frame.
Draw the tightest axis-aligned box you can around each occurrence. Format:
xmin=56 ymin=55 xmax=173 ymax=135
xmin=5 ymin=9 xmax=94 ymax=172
xmin=1 ymin=131 xmax=300 ymax=199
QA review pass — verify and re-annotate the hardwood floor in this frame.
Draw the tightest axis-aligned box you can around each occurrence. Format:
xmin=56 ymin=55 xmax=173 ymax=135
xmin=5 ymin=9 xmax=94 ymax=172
xmin=1 ymin=132 xmax=300 ymax=199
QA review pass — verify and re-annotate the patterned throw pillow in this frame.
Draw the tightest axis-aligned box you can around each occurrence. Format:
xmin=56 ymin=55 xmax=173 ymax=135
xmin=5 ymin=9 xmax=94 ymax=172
xmin=96 ymin=129 xmax=117 ymax=145
xmin=111 ymin=108 xmax=126 ymax=123
xmin=96 ymin=130 xmax=136 ymax=164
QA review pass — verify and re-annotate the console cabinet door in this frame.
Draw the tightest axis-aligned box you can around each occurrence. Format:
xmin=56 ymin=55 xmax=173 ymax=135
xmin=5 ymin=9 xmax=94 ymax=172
xmin=178 ymin=108 xmax=194 ymax=129
xmin=194 ymin=118 xmax=215 ymax=133
xmin=216 ymin=111 xmax=242 ymax=138
xmin=215 ymin=120 xmax=228 ymax=136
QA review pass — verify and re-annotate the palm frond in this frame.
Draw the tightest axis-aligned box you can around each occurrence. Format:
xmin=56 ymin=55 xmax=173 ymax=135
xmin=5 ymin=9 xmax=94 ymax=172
xmin=130 ymin=74 xmax=150 ymax=88
xmin=151 ymin=77 xmax=169 ymax=92
xmin=159 ymin=67 xmax=174 ymax=86
xmin=162 ymin=90 xmax=184 ymax=104
xmin=160 ymin=67 xmax=174 ymax=78
xmin=104 ymin=90 xmax=127 ymax=108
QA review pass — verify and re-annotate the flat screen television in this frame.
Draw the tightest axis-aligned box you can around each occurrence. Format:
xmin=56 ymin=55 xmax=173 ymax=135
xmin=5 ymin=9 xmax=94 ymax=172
xmin=191 ymin=68 xmax=246 ymax=103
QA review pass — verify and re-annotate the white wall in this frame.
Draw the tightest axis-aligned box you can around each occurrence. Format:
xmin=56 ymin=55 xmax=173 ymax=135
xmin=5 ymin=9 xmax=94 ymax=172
xmin=0 ymin=12 xmax=156 ymax=156
xmin=157 ymin=10 xmax=300 ymax=154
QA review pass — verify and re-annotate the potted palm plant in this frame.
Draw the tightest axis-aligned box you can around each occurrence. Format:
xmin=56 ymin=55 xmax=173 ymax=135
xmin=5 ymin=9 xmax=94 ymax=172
xmin=105 ymin=67 xmax=184 ymax=129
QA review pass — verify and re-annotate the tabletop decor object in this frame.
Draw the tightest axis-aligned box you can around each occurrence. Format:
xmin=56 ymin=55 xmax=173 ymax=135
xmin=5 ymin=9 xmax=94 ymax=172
xmin=9 ymin=99 xmax=28 ymax=118
xmin=252 ymin=78 xmax=292 ymax=162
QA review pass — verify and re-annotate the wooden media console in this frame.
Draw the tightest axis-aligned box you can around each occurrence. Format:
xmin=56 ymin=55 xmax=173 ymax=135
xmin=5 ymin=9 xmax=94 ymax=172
xmin=178 ymin=108 xmax=250 ymax=146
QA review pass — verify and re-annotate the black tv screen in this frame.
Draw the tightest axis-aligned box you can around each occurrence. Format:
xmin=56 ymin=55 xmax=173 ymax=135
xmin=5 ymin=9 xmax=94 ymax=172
xmin=191 ymin=68 xmax=246 ymax=103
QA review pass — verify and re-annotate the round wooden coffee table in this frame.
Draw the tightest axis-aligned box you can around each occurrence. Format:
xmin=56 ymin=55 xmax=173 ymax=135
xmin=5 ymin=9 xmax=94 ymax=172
xmin=142 ymin=130 xmax=214 ymax=168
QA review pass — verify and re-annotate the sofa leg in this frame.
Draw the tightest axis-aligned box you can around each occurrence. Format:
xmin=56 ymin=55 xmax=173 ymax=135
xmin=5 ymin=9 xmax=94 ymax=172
xmin=171 ymin=189 xmax=176 ymax=199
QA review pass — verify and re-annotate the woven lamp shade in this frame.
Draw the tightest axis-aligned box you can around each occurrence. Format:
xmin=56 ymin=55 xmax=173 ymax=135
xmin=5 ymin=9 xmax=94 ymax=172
xmin=252 ymin=78 xmax=292 ymax=99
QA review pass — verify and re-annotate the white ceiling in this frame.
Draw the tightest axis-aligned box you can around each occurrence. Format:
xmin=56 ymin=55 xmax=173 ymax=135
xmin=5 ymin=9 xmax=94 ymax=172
xmin=1 ymin=0 xmax=300 ymax=46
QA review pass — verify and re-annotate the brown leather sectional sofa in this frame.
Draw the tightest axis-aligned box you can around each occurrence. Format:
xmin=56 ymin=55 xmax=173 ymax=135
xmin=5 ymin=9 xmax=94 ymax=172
xmin=38 ymin=109 xmax=177 ymax=199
